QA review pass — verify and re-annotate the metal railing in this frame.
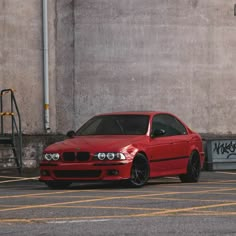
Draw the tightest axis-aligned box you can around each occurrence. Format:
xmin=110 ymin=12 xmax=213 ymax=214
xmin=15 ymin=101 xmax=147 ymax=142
xmin=0 ymin=89 xmax=22 ymax=172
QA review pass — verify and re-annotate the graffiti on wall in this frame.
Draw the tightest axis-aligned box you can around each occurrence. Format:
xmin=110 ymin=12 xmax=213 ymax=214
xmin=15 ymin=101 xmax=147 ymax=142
xmin=212 ymin=140 xmax=236 ymax=159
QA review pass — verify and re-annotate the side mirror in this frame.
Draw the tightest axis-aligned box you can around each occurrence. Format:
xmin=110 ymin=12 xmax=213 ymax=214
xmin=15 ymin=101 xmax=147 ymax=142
xmin=151 ymin=129 xmax=166 ymax=138
xmin=66 ymin=130 xmax=76 ymax=138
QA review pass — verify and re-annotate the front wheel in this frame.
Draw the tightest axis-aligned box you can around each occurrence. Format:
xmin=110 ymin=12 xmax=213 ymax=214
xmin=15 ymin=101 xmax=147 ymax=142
xmin=127 ymin=153 xmax=150 ymax=188
xmin=179 ymin=151 xmax=201 ymax=183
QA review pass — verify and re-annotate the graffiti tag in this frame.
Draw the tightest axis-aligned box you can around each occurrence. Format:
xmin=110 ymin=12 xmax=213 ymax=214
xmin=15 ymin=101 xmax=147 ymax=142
xmin=213 ymin=141 xmax=236 ymax=159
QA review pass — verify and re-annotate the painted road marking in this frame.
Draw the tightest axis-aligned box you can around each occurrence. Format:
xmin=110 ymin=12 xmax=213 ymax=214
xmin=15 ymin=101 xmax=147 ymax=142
xmin=0 ymin=181 xmax=235 ymax=200
xmin=136 ymin=197 xmax=236 ymax=202
xmin=1 ymin=174 xmax=236 ymax=224
xmin=0 ymin=177 xmax=39 ymax=184
xmin=48 ymin=219 xmax=111 ymax=224
xmin=1 ymin=200 xmax=236 ymax=223
xmin=216 ymin=171 xmax=236 ymax=175
xmin=0 ymin=175 xmax=31 ymax=179
xmin=0 ymin=175 xmax=39 ymax=179
xmin=0 ymin=196 xmax=230 ymax=212
xmin=196 ymin=180 xmax=236 ymax=184
xmin=1 ymin=187 xmax=236 ymax=212
xmin=0 ymin=191 xmax=186 ymax=212
xmin=40 ymin=205 xmax=166 ymax=211
xmin=0 ymin=189 xmax=97 ymax=199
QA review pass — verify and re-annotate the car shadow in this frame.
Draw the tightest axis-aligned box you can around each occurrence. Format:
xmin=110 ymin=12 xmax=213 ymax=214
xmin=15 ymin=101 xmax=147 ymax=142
xmin=40 ymin=178 xmax=182 ymax=190
xmin=0 ymin=177 xmax=181 ymax=191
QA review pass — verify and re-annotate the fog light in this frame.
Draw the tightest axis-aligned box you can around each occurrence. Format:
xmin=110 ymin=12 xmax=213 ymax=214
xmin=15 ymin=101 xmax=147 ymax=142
xmin=107 ymin=170 xmax=119 ymax=176
xmin=41 ymin=170 xmax=50 ymax=176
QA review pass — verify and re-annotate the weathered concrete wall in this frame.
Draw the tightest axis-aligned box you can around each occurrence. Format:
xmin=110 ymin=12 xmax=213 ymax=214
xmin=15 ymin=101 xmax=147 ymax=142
xmin=55 ymin=0 xmax=76 ymax=132
xmin=67 ymin=0 xmax=236 ymax=135
xmin=0 ymin=0 xmax=57 ymax=134
xmin=0 ymin=134 xmax=64 ymax=169
xmin=1 ymin=0 xmax=236 ymax=169
xmin=1 ymin=0 xmax=236 ymax=135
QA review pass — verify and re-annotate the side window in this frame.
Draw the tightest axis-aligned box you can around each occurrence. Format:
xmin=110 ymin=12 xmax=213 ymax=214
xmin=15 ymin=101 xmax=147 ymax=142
xmin=152 ymin=114 xmax=187 ymax=136
xmin=171 ymin=117 xmax=187 ymax=135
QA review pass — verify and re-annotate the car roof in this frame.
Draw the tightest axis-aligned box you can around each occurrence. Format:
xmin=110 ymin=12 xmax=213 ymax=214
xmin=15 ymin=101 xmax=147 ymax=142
xmin=95 ymin=111 xmax=171 ymax=116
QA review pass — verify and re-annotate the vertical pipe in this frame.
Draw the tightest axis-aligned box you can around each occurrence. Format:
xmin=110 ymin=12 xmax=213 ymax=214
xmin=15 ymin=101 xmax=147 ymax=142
xmin=0 ymin=92 xmax=3 ymax=134
xmin=42 ymin=0 xmax=50 ymax=133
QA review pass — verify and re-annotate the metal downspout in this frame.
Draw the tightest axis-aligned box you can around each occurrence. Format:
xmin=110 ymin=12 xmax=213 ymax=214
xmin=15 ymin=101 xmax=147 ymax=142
xmin=42 ymin=0 xmax=50 ymax=133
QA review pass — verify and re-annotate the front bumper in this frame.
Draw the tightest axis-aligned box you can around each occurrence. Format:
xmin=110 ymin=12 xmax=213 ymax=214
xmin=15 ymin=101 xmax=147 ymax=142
xmin=39 ymin=160 xmax=132 ymax=182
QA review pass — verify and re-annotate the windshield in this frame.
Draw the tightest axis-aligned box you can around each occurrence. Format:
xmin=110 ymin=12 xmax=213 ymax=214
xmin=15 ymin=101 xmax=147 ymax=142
xmin=76 ymin=115 xmax=150 ymax=136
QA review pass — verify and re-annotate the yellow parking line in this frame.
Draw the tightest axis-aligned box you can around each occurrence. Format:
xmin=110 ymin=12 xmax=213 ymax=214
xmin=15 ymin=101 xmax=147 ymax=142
xmin=1 ymin=201 xmax=236 ymax=223
xmin=0 ymin=175 xmax=31 ymax=179
xmin=0 ymin=190 xmax=96 ymax=199
xmin=176 ymin=212 xmax=236 ymax=216
xmin=191 ymin=210 xmax=236 ymax=214
xmin=169 ymin=185 xmax=234 ymax=190
xmin=1 ymin=187 xmax=236 ymax=212
xmin=149 ymin=202 xmax=236 ymax=216
xmin=216 ymin=171 xmax=236 ymax=175
xmin=202 ymin=180 xmax=236 ymax=184
xmin=0 ymin=177 xmax=39 ymax=184
xmin=211 ymin=192 xmax=236 ymax=195
xmin=138 ymin=197 xmax=236 ymax=203
xmin=0 ymin=192 xmax=182 ymax=212
xmin=45 ymin=205 xmax=166 ymax=211
xmin=0 ymin=184 xmax=235 ymax=201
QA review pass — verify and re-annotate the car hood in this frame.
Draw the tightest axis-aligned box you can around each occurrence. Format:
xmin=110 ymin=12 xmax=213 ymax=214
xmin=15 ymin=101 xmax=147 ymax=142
xmin=44 ymin=135 xmax=146 ymax=153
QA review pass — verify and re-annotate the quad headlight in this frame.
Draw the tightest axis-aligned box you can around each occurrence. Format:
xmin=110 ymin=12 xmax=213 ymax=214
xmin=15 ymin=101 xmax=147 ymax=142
xmin=43 ymin=153 xmax=60 ymax=161
xmin=94 ymin=152 xmax=126 ymax=161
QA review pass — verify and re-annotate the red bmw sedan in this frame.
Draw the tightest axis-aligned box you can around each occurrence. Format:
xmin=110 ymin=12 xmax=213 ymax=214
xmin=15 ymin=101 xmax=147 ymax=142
xmin=39 ymin=111 xmax=205 ymax=188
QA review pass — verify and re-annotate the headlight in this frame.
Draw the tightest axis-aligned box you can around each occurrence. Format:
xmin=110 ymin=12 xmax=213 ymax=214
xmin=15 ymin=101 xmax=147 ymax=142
xmin=94 ymin=152 xmax=126 ymax=161
xmin=116 ymin=153 xmax=126 ymax=160
xmin=97 ymin=153 xmax=106 ymax=160
xmin=52 ymin=153 xmax=60 ymax=161
xmin=44 ymin=153 xmax=52 ymax=161
xmin=43 ymin=153 xmax=60 ymax=161
xmin=107 ymin=153 xmax=115 ymax=160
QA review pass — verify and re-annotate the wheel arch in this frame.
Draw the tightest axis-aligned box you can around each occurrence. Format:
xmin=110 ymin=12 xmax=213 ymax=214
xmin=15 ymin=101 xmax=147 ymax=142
xmin=135 ymin=151 xmax=148 ymax=160
xmin=127 ymin=151 xmax=150 ymax=187
xmin=187 ymin=146 xmax=200 ymax=160
xmin=179 ymin=149 xmax=202 ymax=183
xmin=134 ymin=151 xmax=151 ymax=168
xmin=190 ymin=149 xmax=200 ymax=157
xmin=188 ymin=148 xmax=204 ymax=169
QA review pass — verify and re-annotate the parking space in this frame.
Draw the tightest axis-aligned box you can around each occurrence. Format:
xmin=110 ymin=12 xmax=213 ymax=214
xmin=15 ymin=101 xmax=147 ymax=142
xmin=0 ymin=171 xmax=236 ymax=235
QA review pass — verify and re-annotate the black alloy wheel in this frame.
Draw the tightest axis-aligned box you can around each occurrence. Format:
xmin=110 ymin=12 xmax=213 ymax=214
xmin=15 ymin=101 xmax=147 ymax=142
xmin=128 ymin=153 xmax=150 ymax=187
xmin=179 ymin=151 xmax=201 ymax=183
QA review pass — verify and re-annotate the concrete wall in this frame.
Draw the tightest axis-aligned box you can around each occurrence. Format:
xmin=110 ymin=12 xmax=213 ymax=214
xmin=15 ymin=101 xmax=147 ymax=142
xmin=1 ymin=0 xmax=236 ymax=168
xmin=0 ymin=0 xmax=57 ymax=134
xmin=69 ymin=0 xmax=236 ymax=135
xmin=1 ymin=0 xmax=236 ymax=135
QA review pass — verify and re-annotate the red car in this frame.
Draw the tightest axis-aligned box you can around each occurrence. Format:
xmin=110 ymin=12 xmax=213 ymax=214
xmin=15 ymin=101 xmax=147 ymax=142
xmin=39 ymin=111 xmax=204 ymax=188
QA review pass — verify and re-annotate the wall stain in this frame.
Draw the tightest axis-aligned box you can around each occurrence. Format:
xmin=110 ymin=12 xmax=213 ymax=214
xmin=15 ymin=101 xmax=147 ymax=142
xmin=191 ymin=0 xmax=198 ymax=8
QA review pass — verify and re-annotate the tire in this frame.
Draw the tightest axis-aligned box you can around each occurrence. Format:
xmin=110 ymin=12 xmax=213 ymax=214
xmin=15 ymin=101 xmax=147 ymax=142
xmin=45 ymin=181 xmax=72 ymax=189
xmin=179 ymin=151 xmax=201 ymax=183
xmin=127 ymin=153 xmax=150 ymax=188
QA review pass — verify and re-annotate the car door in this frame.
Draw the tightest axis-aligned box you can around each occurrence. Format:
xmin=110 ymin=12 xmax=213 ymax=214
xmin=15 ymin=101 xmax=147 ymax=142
xmin=161 ymin=114 xmax=189 ymax=170
xmin=148 ymin=115 xmax=175 ymax=176
xmin=148 ymin=114 xmax=189 ymax=176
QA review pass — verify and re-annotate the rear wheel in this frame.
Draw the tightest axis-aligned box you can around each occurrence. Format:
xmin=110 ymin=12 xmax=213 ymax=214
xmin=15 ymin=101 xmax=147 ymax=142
xmin=179 ymin=151 xmax=201 ymax=183
xmin=45 ymin=181 xmax=72 ymax=189
xmin=127 ymin=153 xmax=150 ymax=187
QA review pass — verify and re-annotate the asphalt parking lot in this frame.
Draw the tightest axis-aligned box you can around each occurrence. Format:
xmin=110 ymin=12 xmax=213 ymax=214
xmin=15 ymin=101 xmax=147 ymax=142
xmin=0 ymin=171 xmax=236 ymax=236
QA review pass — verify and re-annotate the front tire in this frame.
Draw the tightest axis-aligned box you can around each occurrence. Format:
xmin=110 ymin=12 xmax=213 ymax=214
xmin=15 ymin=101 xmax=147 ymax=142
xmin=127 ymin=153 xmax=150 ymax=188
xmin=179 ymin=151 xmax=201 ymax=183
